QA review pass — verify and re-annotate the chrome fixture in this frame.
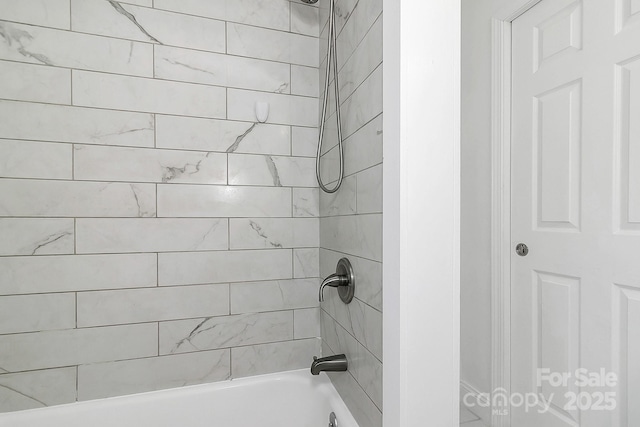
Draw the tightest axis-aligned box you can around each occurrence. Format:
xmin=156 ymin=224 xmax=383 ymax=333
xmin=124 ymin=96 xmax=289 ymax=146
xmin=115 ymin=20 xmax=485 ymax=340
xmin=515 ymin=243 xmax=529 ymax=256
xmin=311 ymin=354 xmax=348 ymax=375
xmin=329 ymin=412 xmax=338 ymax=427
xmin=319 ymin=258 xmax=355 ymax=304
xmin=315 ymin=0 xmax=344 ymax=193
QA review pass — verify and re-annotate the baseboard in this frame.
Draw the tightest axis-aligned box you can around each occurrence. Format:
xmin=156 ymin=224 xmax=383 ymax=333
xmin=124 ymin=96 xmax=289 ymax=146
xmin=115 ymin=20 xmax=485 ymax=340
xmin=460 ymin=381 xmax=491 ymax=426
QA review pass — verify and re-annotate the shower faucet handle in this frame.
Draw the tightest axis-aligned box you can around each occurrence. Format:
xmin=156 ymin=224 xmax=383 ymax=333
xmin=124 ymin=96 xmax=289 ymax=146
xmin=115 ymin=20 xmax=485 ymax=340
xmin=319 ymin=258 xmax=355 ymax=304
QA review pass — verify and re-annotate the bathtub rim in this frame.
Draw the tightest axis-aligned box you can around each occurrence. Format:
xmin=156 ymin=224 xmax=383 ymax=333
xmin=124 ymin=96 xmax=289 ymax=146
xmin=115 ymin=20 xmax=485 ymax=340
xmin=0 ymin=368 xmax=359 ymax=426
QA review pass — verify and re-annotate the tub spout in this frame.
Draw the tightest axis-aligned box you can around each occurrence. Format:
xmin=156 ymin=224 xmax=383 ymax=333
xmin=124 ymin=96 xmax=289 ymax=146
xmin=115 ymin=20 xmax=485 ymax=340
xmin=310 ymin=354 xmax=348 ymax=375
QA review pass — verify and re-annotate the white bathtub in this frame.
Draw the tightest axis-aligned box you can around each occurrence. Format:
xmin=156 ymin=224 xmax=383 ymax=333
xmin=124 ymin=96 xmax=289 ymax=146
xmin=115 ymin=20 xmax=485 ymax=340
xmin=0 ymin=370 xmax=358 ymax=427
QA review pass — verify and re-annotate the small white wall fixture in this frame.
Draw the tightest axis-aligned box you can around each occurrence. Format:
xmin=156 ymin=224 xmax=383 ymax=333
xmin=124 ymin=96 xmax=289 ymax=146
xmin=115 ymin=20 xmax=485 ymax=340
xmin=383 ymin=0 xmax=461 ymax=426
xmin=490 ymin=1 xmax=542 ymax=426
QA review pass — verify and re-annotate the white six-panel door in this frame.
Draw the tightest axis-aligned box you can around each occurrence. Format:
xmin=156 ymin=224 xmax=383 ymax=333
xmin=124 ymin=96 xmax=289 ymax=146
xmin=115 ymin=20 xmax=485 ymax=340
xmin=511 ymin=0 xmax=640 ymax=425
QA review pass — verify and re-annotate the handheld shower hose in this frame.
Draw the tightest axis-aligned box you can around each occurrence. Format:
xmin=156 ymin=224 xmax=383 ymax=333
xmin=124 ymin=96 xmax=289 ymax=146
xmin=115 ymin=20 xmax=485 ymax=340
xmin=315 ymin=0 xmax=344 ymax=193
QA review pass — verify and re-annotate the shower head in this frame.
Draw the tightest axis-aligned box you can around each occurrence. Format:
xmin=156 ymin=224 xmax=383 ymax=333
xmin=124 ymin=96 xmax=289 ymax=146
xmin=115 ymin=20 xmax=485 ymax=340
xmin=300 ymin=0 xmax=319 ymax=3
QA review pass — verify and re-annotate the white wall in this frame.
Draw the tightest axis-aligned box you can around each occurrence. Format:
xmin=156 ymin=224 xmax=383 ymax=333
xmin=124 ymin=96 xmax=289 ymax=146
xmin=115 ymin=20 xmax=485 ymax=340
xmin=0 ymin=0 xmax=322 ymax=412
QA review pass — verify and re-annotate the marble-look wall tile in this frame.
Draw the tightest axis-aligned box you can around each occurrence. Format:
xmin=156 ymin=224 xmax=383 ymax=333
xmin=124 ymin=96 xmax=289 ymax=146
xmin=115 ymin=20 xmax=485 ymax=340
xmin=294 ymin=308 xmax=320 ymax=339
xmin=229 ymin=218 xmax=318 ymax=249
xmin=344 ymin=113 xmax=382 ymax=176
xmin=71 ymin=0 xmax=225 ymax=53
xmin=74 ymin=145 xmax=227 ymax=185
xmin=293 ymin=248 xmax=320 ymax=278
xmin=320 ymin=214 xmax=382 ymax=262
xmin=320 ymin=78 xmax=339 ymax=126
xmin=322 ymin=312 xmax=382 ymax=417
xmin=154 ymin=0 xmax=291 ymax=32
xmin=320 ymin=174 xmax=357 ymax=216
xmin=78 ymin=350 xmax=230 ymax=401
xmin=157 ymin=185 xmax=291 ymax=218
xmin=0 ymin=0 xmax=70 ymax=29
xmin=320 ymin=310 xmax=360 ymax=376
xmin=327 ymin=368 xmax=382 ymax=427
xmin=0 ymin=368 xmax=76 ymax=413
xmin=291 ymin=65 xmax=319 ymax=97
xmin=338 ymin=15 xmax=383 ymax=101
xmin=322 ymin=292 xmax=382 ymax=360
xmin=356 ymin=165 xmax=383 ymax=214
xmin=0 ymin=219 xmax=74 ymax=256
xmin=335 ymin=0 xmax=382 ymax=70
xmin=355 ymin=341 xmax=383 ymax=409
xmin=231 ymin=338 xmax=320 ymax=378
xmin=318 ymin=1 xmax=383 ymax=413
xmin=318 ymin=8 xmax=329 ymax=68
xmin=77 ymin=284 xmax=230 ymax=327
xmin=0 ymin=140 xmax=72 ymax=180
xmin=159 ymin=311 xmax=293 ymax=355
xmin=76 ymin=218 xmax=228 ymax=254
xmin=0 ymin=21 xmax=152 ymax=76
xmin=320 ymin=249 xmax=382 ymax=311
xmin=72 ymin=71 xmax=226 ymax=119
xmin=0 ymin=323 xmax=157 ymax=372
xmin=293 ymin=188 xmax=320 ymax=217
xmin=158 ymin=249 xmax=292 ymax=286
xmin=155 ymin=45 xmax=290 ymax=94
xmin=0 ymin=293 xmax=75 ymax=334
xmin=291 ymin=2 xmax=320 ymax=37
xmin=230 ymin=278 xmax=317 ymax=314
xmin=0 ymin=61 xmax=70 ymax=104
xmin=292 ymin=126 xmax=318 ymax=157
xmin=319 ymin=0 xmax=357 ymax=38
xmin=156 ymin=115 xmax=291 ymax=155
xmin=228 ymin=154 xmax=316 ymax=187
xmin=318 ymin=109 xmax=339 ymax=155
xmin=227 ymin=23 xmax=318 ymax=67
xmin=0 ymin=101 xmax=155 ymax=147
xmin=0 ymin=179 xmax=156 ymax=217
xmin=0 ymin=0 xmax=324 ymax=412
xmin=340 ymin=65 xmax=382 ymax=139
xmin=227 ymin=89 xmax=318 ymax=127
xmin=0 ymin=253 xmax=157 ymax=295
xmin=121 ymin=0 xmax=152 ymax=6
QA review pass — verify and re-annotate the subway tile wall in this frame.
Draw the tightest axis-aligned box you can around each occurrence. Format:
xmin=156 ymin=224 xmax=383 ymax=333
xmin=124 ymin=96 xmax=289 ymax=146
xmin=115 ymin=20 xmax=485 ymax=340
xmin=318 ymin=0 xmax=383 ymax=426
xmin=0 ymin=0 xmax=321 ymax=413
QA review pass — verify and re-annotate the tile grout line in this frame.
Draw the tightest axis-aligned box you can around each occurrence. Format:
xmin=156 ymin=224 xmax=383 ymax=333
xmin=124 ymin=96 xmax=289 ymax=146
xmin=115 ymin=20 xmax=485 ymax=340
xmin=75 ymin=365 xmax=79 ymax=402
xmin=0 ymin=62 xmax=320 ymax=101
xmin=0 ymin=96 xmax=321 ymax=128
xmin=0 ymin=337 xmax=320 ymax=377
xmin=3 ymin=6 xmax=320 ymax=45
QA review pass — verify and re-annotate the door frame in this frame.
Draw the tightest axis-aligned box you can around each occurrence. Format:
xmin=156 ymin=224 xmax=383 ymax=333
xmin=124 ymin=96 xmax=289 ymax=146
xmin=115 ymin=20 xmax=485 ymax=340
xmin=490 ymin=1 xmax=543 ymax=426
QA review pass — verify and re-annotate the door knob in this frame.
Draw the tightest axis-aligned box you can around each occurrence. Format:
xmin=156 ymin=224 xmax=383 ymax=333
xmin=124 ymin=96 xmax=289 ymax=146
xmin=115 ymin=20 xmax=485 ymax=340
xmin=515 ymin=243 xmax=529 ymax=256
